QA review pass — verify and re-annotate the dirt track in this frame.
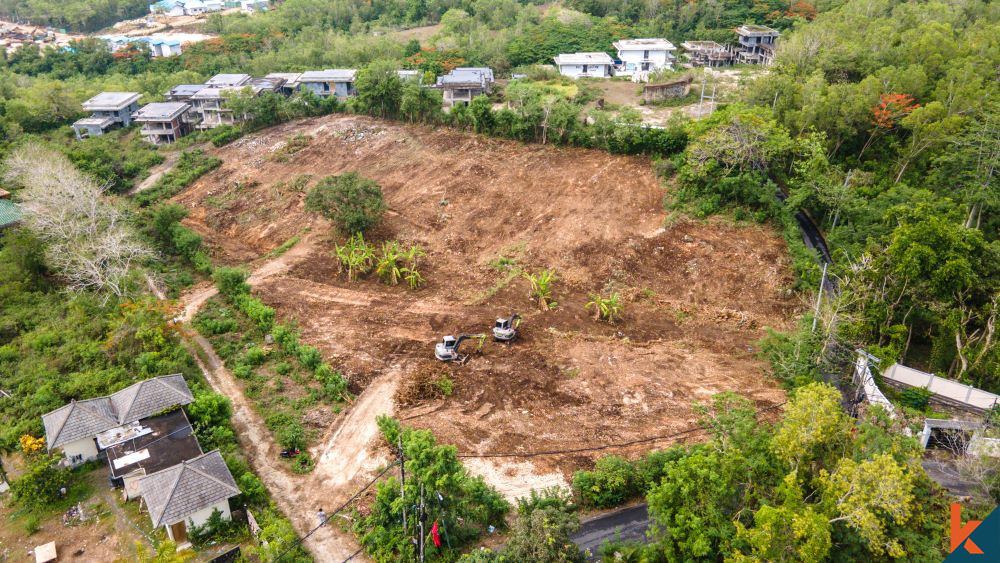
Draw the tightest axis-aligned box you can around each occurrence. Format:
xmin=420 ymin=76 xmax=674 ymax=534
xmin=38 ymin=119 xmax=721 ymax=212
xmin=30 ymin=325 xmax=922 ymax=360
xmin=173 ymin=114 xmax=797 ymax=504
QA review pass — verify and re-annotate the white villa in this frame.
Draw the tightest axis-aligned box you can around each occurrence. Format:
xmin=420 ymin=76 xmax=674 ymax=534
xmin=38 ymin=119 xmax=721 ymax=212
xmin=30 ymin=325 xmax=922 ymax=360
xmin=553 ymin=52 xmax=615 ymax=79
xmin=613 ymin=38 xmax=676 ymax=77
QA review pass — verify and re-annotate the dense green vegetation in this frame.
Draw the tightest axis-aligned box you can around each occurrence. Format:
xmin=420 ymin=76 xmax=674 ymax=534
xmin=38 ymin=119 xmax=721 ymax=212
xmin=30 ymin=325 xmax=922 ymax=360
xmin=0 ymin=228 xmax=307 ymax=558
xmin=0 ymin=0 xmax=151 ymax=32
xmin=659 ymin=0 xmax=1000 ymax=391
xmin=567 ymin=387 xmax=961 ymax=561
xmin=356 ymin=417 xmax=510 ymax=560
xmin=193 ymin=268 xmax=348 ymax=467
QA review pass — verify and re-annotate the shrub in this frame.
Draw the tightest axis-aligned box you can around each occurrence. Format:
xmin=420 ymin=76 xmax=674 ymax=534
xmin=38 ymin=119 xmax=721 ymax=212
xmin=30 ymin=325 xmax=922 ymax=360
xmin=233 ymin=364 xmax=253 ymax=379
xmin=24 ymin=514 xmax=42 ymax=535
xmin=233 ymin=294 xmax=276 ymax=332
xmin=243 ymin=345 xmax=268 ymax=366
xmin=572 ymin=455 xmax=640 ymax=508
xmin=899 ymin=387 xmax=933 ymax=411
xmin=305 ymin=172 xmax=386 ymax=234
xmin=276 ymin=421 xmax=306 ymax=450
xmin=297 ymin=345 xmax=322 ymax=370
xmin=273 ymin=361 xmax=292 ymax=375
xmin=237 ymin=472 xmax=269 ymax=507
xmin=214 ymin=267 xmax=250 ymax=298
xmin=211 ymin=124 xmax=244 ymax=147
xmin=271 ymin=324 xmax=299 ymax=354
xmin=10 ymin=454 xmax=69 ymax=507
xmin=187 ymin=391 xmax=233 ymax=430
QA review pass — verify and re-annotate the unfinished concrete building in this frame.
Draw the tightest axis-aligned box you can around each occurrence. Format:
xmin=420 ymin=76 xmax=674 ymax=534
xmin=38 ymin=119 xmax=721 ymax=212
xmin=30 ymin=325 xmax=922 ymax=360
xmin=71 ymin=92 xmax=142 ymax=139
xmin=132 ymin=102 xmax=195 ymax=144
xmin=735 ymin=24 xmax=779 ymax=65
xmin=680 ymin=41 xmax=736 ymax=67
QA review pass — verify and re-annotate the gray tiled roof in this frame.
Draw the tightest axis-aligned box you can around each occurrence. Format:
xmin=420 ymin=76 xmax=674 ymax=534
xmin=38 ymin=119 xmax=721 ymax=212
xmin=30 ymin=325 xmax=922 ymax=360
xmin=110 ymin=374 xmax=193 ymax=424
xmin=42 ymin=398 xmax=118 ymax=449
xmin=0 ymin=199 xmax=22 ymax=229
xmin=41 ymin=374 xmax=193 ymax=449
xmin=139 ymin=450 xmax=240 ymax=527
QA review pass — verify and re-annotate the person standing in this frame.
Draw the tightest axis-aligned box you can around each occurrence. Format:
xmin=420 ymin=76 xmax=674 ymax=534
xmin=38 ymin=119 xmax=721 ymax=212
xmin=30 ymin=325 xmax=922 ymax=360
xmin=317 ymin=508 xmax=327 ymax=527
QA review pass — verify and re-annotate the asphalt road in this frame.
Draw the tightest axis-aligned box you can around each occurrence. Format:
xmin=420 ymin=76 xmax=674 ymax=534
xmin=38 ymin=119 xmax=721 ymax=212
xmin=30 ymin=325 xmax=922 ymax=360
xmin=572 ymin=503 xmax=650 ymax=558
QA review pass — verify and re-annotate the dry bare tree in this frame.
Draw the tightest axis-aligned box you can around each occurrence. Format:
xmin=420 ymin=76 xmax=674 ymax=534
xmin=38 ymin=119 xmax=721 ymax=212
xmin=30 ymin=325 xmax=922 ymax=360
xmin=2 ymin=144 xmax=150 ymax=300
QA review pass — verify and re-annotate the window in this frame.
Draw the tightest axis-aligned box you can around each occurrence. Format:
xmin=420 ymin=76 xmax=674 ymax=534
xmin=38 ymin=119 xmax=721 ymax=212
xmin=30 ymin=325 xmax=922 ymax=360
xmin=643 ymin=50 xmax=649 ymax=59
xmin=582 ymin=64 xmax=589 ymax=73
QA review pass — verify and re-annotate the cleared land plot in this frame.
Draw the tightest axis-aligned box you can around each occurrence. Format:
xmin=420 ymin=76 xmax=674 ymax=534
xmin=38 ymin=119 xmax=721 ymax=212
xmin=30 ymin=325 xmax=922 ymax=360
xmin=173 ymin=114 xmax=797 ymax=493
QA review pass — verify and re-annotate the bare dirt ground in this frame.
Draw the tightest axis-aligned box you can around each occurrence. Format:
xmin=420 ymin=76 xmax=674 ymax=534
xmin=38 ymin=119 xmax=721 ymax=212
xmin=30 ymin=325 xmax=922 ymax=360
xmin=590 ymin=67 xmax=764 ymax=127
xmin=171 ymin=114 xmax=798 ymax=504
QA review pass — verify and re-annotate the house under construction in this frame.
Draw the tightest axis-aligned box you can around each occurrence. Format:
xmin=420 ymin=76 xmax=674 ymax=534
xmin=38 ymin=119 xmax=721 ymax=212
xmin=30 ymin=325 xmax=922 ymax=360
xmin=682 ymin=24 xmax=780 ymax=67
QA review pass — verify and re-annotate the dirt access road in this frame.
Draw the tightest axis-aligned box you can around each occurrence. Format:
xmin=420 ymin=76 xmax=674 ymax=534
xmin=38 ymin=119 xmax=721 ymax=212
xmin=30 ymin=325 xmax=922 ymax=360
xmin=171 ymin=114 xmax=797 ymax=502
xmin=167 ymin=233 xmax=387 ymax=561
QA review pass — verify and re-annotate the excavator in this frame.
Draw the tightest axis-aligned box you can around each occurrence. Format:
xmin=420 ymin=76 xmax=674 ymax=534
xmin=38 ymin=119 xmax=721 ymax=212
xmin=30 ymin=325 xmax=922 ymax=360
xmin=434 ymin=333 xmax=486 ymax=363
xmin=492 ymin=313 xmax=521 ymax=342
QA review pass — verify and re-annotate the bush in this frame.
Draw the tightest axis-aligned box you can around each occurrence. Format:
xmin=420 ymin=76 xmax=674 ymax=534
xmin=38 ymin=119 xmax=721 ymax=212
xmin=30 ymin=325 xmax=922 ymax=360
xmin=211 ymin=124 xmax=244 ymax=147
xmin=243 ymin=345 xmax=268 ymax=366
xmin=276 ymin=421 xmax=306 ymax=450
xmin=233 ymin=294 xmax=276 ymax=332
xmin=214 ymin=267 xmax=250 ymax=298
xmin=572 ymin=455 xmax=640 ymax=508
xmin=297 ymin=345 xmax=322 ymax=370
xmin=305 ymin=172 xmax=386 ymax=234
xmin=271 ymin=324 xmax=299 ymax=354
xmin=10 ymin=454 xmax=70 ymax=507
xmin=899 ymin=387 xmax=933 ymax=411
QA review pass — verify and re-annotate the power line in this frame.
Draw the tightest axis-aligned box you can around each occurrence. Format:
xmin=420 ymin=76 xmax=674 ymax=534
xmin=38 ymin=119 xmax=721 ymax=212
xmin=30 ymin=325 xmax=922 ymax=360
xmin=456 ymin=401 xmax=787 ymax=459
xmin=273 ymin=460 xmax=400 ymax=562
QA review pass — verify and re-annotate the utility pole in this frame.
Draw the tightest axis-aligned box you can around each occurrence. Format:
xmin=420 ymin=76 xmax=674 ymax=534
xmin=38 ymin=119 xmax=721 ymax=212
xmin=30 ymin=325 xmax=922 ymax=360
xmin=812 ymin=261 xmax=829 ymax=333
xmin=418 ymin=483 xmax=426 ymax=563
xmin=398 ymin=434 xmax=406 ymax=535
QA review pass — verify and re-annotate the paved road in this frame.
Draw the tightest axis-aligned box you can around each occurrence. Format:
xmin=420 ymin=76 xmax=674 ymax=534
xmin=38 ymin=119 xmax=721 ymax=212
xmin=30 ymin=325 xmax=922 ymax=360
xmin=572 ymin=503 xmax=650 ymax=558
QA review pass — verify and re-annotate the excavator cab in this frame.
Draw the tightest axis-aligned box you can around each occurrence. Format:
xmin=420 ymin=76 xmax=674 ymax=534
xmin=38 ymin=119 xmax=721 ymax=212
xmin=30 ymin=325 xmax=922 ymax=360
xmin=435 ymin=336 xmax=459 ymax=361
xmin=492 ymin=313 xmax=521 ymax=342
xmin=435 ymin=334 xmax=485 ymax=363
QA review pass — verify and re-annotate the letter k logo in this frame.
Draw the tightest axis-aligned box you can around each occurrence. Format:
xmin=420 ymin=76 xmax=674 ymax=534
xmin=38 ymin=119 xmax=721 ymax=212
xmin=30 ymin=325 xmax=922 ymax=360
xmin=952 ymin=503 xmax=984 ymax=554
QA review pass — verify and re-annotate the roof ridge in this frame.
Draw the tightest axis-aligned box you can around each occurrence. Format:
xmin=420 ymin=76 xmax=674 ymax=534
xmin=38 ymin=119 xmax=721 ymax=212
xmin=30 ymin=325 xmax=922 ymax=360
xmin=184 ymin=450 xmax=240 ymax=494
xmin=152 ymin=465 xmax=186 ymax=527
xmin=48 ymin=401 xmax=76 ymax=448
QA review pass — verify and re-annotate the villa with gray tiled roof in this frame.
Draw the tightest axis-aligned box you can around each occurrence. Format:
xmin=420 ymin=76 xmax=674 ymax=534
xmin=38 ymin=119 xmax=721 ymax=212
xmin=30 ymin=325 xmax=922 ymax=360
xmin=41 ymin=374 xmax=193 ymax=466
xmin=138 ymin=450 xmax=240 ymax=543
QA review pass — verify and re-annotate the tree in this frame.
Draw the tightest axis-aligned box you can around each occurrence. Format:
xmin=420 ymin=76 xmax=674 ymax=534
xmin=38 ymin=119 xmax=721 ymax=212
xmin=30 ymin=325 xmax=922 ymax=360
xmin=503 ymin=503 xmax=584 ymax=562
xmin=10 ymin=453 xmax=69 ymax=507
xmin=354 ymin=60 xmax=403 ymax=119
xmin=771 ymin=383 xmax=851 ymax=471
xmin=2 ymin=144 xmax=151 ymax=300
xmin=400 ymin=81 xmax=442 ymax=123
xmin=819 ymin=453 xmax=915 ymax=557
xmin=305 ymin=172 xmax=386 ymax=235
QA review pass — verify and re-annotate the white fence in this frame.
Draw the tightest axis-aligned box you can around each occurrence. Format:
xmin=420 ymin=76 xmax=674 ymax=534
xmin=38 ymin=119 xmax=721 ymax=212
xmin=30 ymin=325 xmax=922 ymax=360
xmin=882 ymin=364 xmax=1000 ymax=412
xmin=853 ymin=353 xmax=897 ymax=418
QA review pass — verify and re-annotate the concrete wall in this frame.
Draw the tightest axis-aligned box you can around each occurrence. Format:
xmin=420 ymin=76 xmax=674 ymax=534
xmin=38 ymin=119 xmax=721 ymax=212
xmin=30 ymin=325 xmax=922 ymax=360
xmin=618 ymin=49 xmax=672 ymax=74
xmin=333 ymin=81 xmax=355 ymax=98
xmin=557 ymin=63 xmax=611 ymax=78
xmin=61 ymin=438 xmax=99 ymax=465
xmin=165 ymin=500 xmax=232 ymax=541
xmin=300 ymin=81 xmax=331 ymax=98
xmin=72 ymin=123 xmax=106 ymax=140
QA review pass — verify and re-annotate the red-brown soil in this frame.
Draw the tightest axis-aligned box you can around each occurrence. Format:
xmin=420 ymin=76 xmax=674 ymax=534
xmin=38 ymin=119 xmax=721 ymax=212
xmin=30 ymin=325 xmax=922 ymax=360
xmin=174 ymin=114 xmax=798 ymax=493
